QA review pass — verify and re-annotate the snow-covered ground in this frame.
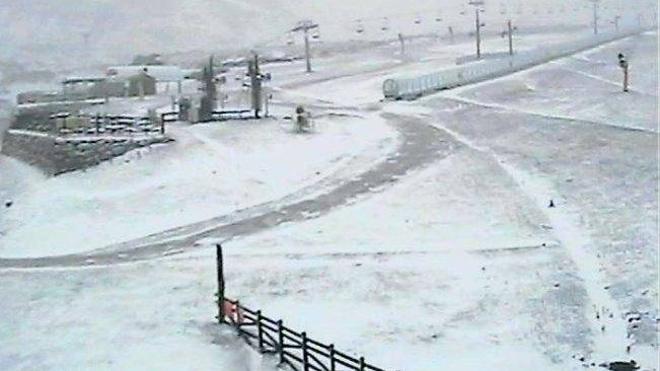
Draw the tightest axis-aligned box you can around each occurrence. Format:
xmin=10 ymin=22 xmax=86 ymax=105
xmin=0 ymin=25 xmax=657 ymax=371
xmin=0 ymin=113 xmax=397 ymax=257
xmin=192 ymin=32 xmax=658 ymax=370
xmin=453 ymin=32 xmax=659 ymax=132
xmin=0 ymin=261 xmax=279 ymax=371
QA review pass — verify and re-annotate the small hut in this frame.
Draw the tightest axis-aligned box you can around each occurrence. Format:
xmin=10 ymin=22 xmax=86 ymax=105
xmin=127 ymin=68 xmax=157 ymax=97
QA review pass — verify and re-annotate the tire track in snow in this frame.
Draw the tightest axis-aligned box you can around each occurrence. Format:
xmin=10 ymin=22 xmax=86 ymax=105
xmin=430 ymin=121 xmax=630 ymax=364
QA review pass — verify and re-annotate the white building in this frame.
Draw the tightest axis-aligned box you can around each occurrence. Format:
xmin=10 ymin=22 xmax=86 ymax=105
xmin=106 ymin=65 xmax=185 ymax=94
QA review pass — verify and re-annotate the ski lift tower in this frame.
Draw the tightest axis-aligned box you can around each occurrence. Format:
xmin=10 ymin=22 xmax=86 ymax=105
xmin=469 ymin=0 xmax=486 ymax=59
xmin=292 ymin=20 xmax=320 ymax=73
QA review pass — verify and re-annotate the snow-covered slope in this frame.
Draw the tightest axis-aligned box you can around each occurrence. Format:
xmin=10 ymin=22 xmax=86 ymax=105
xmin=2 ymin=0 xmax=651 ymax=70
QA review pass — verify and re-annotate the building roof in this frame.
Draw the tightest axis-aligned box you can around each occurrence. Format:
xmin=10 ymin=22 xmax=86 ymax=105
xmin=106 ymin=65 xmax=185 ymax=82
xmin=62 ymin=76 xmax=107 ymax=85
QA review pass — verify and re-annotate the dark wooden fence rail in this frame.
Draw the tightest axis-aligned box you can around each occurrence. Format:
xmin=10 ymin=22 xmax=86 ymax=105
xmin=215 ymin=245 xmax=388 ymax=371
xmin=50 ymin=112 xmax=175 ymax=135
xmin=211 ymin=109 xmax=255 ymax=121
xmin=161 ymin=111 xmax=178 ymax=123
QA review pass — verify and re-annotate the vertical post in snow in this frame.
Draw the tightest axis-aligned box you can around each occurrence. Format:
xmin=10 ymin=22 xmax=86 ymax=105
xmin=398 ymin=33 xmax=405 ymax=56
xmin=265 ymin=91 xmax=271 ymax=118
xmin=292 ymin=20 xmax=318 ymax=73
xmin=328 ymin=344 xmax=337 ymax=371
xmin=329 ymin=344 xmax=336 ymax=371
xmin=507 ymin=20 xmax=514 ymax=56
xmin=257 ymin=310 xmax=264 ymax=351
xmin=304 ymin=28 xmax=312 ymax=73
xmin=216 ymin=244 xmax=225 ymax=323
xmin=302 ymin=332 xmax=309 ymax=371
xmin=614 ymin=16 xmax=620 ymax=33
xmin=448 ymin=26 xmax=455 ymax=44
xmin=593 ymin=1 xmax=599 ymax=35
xmin=234 ymin=299 xmax=240 ymax=334
xmin=160 ymin=113 xmax=165 ymax=135
xmin=277 ymin=320 xmax=285 ymax=364
xmin=476 ymin=8 xmax=482 ymax=59
xmin=250 ymin=54 xmax=262 ymax=119
xmin=623 ymin=64 xmax=629 ymax=92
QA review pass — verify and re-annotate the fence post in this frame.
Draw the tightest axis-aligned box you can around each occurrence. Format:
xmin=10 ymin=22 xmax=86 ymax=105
xmin=302 ymin=332 xmax=309 ymax=371
xmin=160 ymin=113 xmax=166 ymax=134
xmin=360 ymin=356 xmax=366 ymax=371
xmin=257 ymin=310 xmax=264 ymax=351
xmin=329 ymin=344 xmax=336 ymax=371
xmin=216 ymin=244 xmax=225 ymax=323
xmin=234 ymin=300 xmax=241 ymax=334
xmin=278 ymin=320 xmax=285 ymax=364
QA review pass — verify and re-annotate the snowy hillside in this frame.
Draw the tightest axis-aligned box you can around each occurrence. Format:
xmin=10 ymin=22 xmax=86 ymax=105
xmin=1 ymin=0 xmax=648 ymax=70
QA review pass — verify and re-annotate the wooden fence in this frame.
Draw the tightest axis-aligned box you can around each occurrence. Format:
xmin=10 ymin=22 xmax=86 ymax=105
xmin=215 ymin=245 xmax=388 ymax=371
xmin=161 ymin=111 xmax=178 ymax=123
xmin=50 ymin=112 xmax=176 ymax=135
xmin=211 ymin=109 xmax=255 ymax=121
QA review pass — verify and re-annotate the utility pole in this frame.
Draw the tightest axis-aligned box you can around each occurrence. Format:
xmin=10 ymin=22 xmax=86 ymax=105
xmin=614 ymin=15 xmax=620 ymax=32
xmin=475 ymin=7 xmax=482 ymax=59
xmin=199 ymin=56 xmax=217 ymax=122
xmin=304 ymin=30 xmax=311 ymax=72
xmin=291 ymin=20 xmax=319 ymax=73
xmin=591 ymin=0 xmax=599 ymax=35
xmin=469 ymin=0 xmax=485 ymax=59
xmin=507 ymin=20 xmax=514 ymax=56
xmin=248 ymin=54 xmax=263 ymax=119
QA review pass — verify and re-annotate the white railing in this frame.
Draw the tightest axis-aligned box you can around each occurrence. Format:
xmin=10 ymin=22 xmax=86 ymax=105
xmin=383 ymin=26 xmax=649 ymax=100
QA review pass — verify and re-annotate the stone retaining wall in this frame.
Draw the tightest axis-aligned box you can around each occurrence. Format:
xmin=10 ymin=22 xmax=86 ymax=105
xmin=1 ymin=130 xmax=172 ymax=175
